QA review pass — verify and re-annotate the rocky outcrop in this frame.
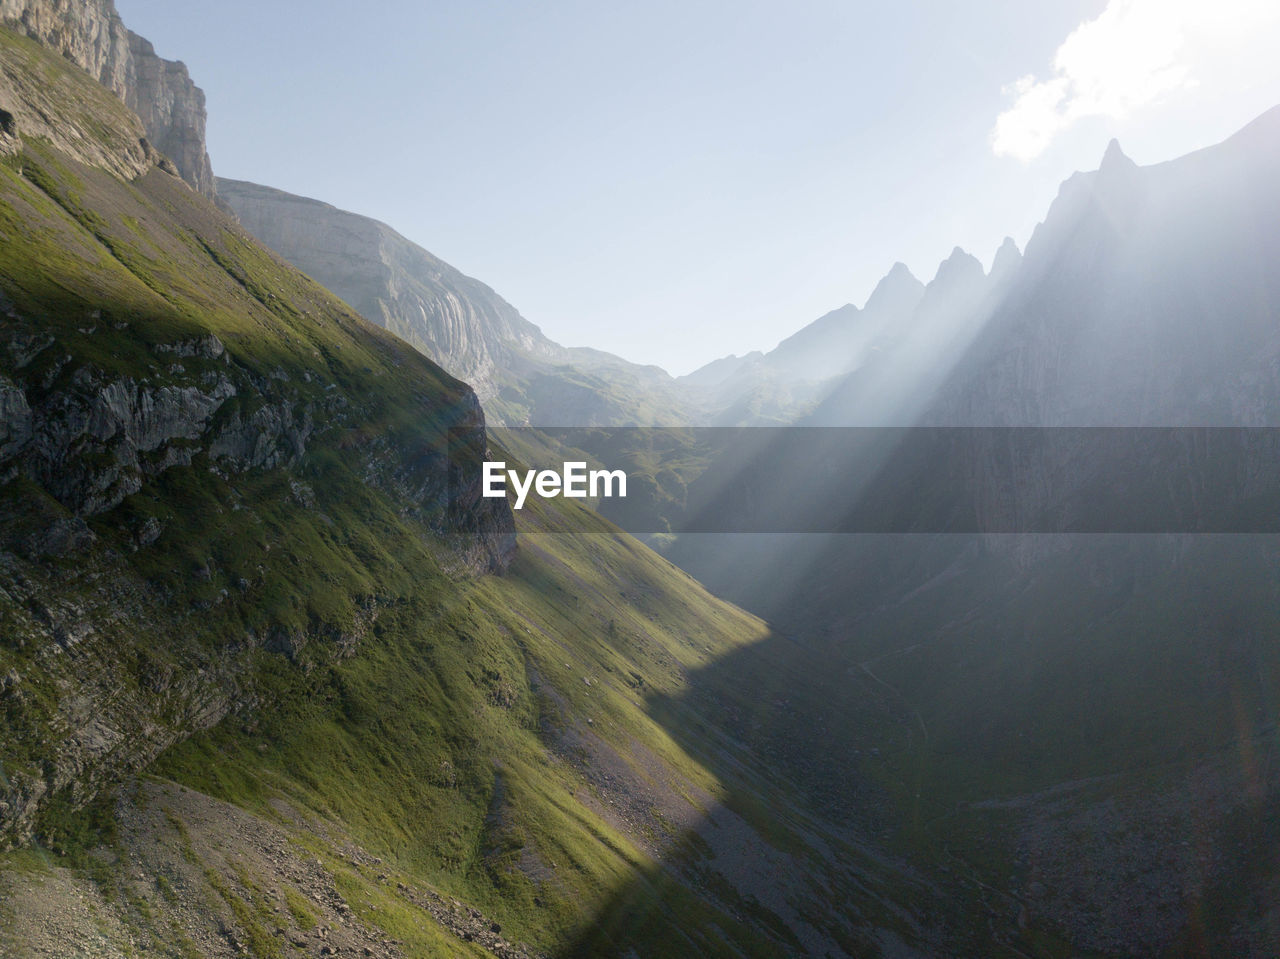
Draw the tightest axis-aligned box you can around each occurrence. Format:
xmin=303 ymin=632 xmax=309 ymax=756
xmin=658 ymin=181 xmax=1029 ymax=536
xmin=0 ymin=556 xmax=252 ymax=846
xmin=0 ymin=321 xmax=516 ymax=570
xmin=0 ymin=0 xmax=214 ymax=194
xmin=2 ymin=333 xmax=317 ymax=521
xmin=122 ymin=31 xmax=213 ymax=195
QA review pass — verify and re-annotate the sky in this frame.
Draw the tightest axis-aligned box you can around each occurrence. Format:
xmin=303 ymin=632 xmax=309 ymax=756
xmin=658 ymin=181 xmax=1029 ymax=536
xmin=114 ymin=0 xmax=1280 ymax=375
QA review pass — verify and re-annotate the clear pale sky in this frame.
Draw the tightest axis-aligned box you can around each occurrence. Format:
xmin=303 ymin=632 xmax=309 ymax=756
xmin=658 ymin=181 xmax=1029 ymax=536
xmin=114 ymin=0 xmax=1280 ymax=375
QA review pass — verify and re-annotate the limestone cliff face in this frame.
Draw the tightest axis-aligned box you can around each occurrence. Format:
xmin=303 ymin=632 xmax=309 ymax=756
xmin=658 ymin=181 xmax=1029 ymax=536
xmin=216 ymin=178 xmax=564 ymax=399
xmin=215 ymin=178 xmax=697 ymax=425
xmin=122 ymin=31 xmax=213 ymax=196
xmin=0 ymin=331 xmax=315 ymax=518
xmin=0 ymin=0 xmax=214 ymax=195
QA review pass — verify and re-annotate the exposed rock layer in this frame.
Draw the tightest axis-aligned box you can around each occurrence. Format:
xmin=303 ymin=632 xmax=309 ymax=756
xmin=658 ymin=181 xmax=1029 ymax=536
xmin=215 ymin=178 xmax=696 ymax=425
xmin=0 ymin=0 xmax=214 ymax=194
xmin=216 ymin=178 xmax=560 ymax=397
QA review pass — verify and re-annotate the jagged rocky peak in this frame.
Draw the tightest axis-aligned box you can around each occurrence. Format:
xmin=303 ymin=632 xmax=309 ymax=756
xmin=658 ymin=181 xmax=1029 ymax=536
xmin=0 ymin=0 xmax=215 ymax=195
xmin=1029 ymin=136 xmax=1145 ymax=249
xmin=1092 ymin=137 xmax=1144 ymax=207
xmin=989 ymin=236 xmax=1022 ymax=285
xmin=1099 ymin=136 xmax=1137 ymax=174
xmin=930 ymin=246 xmax=985 ymax=290
xmin=863 ymin=261 xmax=925 ymax=315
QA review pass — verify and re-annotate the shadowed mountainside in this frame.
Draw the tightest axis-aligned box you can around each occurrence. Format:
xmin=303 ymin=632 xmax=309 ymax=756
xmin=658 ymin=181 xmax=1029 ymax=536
xmin=647 ymin=109 xmax=1280 ymax=956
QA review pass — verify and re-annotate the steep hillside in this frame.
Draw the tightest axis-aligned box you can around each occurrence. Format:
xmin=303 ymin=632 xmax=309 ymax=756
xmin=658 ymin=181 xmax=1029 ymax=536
xmin=0 ymin=20 xmax=955 ymax=959
xmin=0 ymin=21 xmax=513 ymax=845
xmin=655 ymin=112 xmax=1280 ymax=957
xmin=215 ymin=179 xmax=695 ymax=427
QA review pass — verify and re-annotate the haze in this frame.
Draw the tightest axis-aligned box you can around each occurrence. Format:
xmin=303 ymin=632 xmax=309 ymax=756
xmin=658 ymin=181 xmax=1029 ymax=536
xmin=114 ymin=0 xmax=1280 ymax=374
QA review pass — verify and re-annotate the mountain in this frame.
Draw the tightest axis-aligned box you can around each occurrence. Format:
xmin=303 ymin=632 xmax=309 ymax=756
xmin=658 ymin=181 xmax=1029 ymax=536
xmin=765 ymin=260 xmax=928 ymax=385
xmin=0 ymin=15 xmax=969 ymax=959
xmin=677 ymin=255 xmax=949 ymax=424
xmin=0 ymin=18 xmax=514 ymax=845
xmin=677 ymin=235 xmax=1033 ymax=428
xmin=699 ymin=113 xmax=1280 ymax=433
xmin=1 ymin=0 xmax=214 ymax=196
xmin=680 ymin=260 xmax=927 ymax=394
xmin=215 ymin=178 xmax=695 ymax=426
xmin=928 ymin=123 xmax=1280 ymax=425
xmin=655 ymin=112 xmax=1280 ymax=956
xmin=215 ymin=178 xmax=564 ymax=397
xmin=8 ymin=0 xmax=1280 ymax=954
xmin=803 ymin=244 xmax=1006 ymax=424
xmin=676 ymin=349 xmax=763 ymax=389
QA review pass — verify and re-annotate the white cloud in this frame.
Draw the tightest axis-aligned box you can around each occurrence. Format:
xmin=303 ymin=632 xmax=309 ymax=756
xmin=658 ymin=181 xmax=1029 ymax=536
xmin=991 ymin=0 xmax=1280 ymax=161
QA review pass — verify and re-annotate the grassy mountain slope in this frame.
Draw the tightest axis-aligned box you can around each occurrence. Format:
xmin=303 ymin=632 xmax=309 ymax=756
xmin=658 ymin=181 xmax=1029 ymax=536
xmin=0 ymin=24 xmax=944 ymax=957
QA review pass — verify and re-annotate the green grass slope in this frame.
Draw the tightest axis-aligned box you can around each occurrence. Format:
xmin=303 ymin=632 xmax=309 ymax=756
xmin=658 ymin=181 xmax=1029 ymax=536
xmin=0 ymin=25 xmax=941 ymax=957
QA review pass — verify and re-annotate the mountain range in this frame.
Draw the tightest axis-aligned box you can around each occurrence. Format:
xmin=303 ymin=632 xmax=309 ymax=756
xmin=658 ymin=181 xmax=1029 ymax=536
xmin=0 ymin=5 xmax=951 ymax=957
xmin=3 ymin=1 xmax=1280 ymax=957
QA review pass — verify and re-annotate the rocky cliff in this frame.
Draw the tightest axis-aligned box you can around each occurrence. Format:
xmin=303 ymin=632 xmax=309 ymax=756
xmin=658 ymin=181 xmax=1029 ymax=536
xmin=215 ymin=178 xmax=701 ymax=425
xmin=0 ymin=0 xmax=214 ymax=195
xmin=216 ymin=178 xmax=562 ymax=398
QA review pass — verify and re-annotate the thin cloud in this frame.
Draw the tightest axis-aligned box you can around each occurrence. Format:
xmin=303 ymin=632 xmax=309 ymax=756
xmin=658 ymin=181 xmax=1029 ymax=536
xmin=991 ymin=0 xmax=1278 ymax=161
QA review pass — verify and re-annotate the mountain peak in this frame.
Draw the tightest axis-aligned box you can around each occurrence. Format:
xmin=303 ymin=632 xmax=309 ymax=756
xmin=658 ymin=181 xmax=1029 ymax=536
xmin=1099 ymin=137 xmax=1137 ymax=175
xmin=932 ymin=247 xmax=984 ymax=284
xmin=864 ymin=262 xmax=924 ymax=315
xmin=990 ymin=236 xmax=1022 ymax=284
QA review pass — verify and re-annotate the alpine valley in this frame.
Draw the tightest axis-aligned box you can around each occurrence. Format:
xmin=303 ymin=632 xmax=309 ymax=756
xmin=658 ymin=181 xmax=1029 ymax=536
xmin=3 ymin=3 xmax=1280 ymax=958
